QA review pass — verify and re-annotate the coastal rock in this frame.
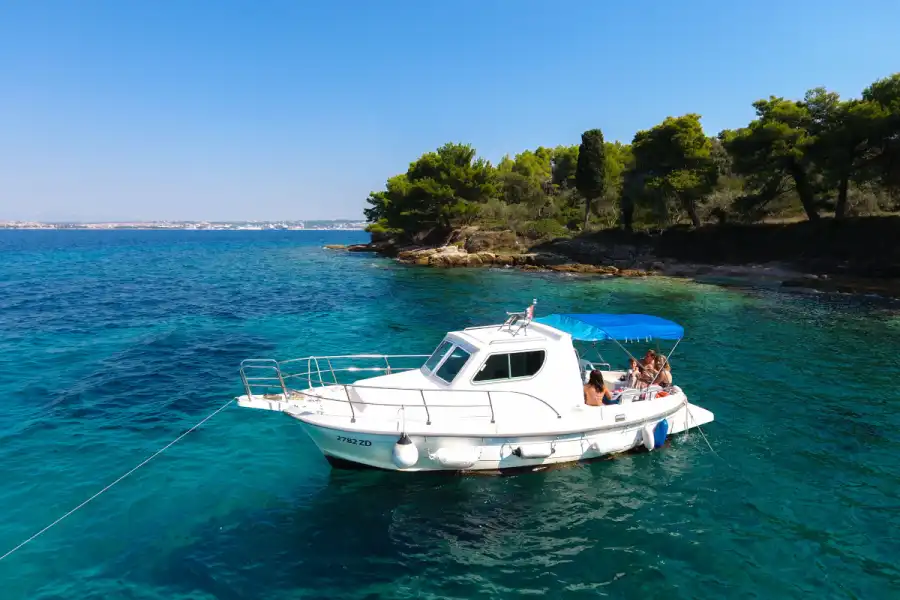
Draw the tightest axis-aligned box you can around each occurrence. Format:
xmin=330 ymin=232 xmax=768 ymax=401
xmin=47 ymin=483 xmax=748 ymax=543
xmin=323 ymin=244 xmax=348 ymax=250
xmin=463 ymin=230 xmax=519 ymax=253
xmin=618 ymin=268 xmax=651 ymax=277
xmin=493 ymin=253 xmax=519 ymax=266
xmin=541 ymin=263 xmax=620 ymax=275
xmin=440 ymin=253 xmax=471 ymax=267
xmin=397 ymin=247 xmax=439 ymax=260
xmin=610 ymin=244 xmax=637 ymax=261
xmin=531 ymin=253 xmax=569 ymax=267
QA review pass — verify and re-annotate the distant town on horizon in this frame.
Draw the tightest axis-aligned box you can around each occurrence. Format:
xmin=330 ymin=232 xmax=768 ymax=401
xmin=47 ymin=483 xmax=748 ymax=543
xmin=0 ymin=219 xmax=367 ymax=231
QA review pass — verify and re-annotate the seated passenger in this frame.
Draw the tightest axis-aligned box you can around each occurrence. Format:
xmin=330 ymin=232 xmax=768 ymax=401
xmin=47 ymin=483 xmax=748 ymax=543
xmin=642 ymin=349 xmax=657 ymax=368
xmin=583 ymin=370 xmax=614 ymax=406
xmin=621 ymin=358 xmax=640 ymax=388
xmin=655 ymin=355 xmax=672 ymax=387
xmin=637 ymin=361 xmax=657 ymax=387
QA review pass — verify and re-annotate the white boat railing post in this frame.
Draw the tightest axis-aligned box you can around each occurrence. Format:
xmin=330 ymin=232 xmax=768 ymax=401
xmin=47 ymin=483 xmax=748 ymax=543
xmin=313 ymin=357 xmax=325 ymax=386
xmin=384 ymin=355 xmax=392 ymax=375
xmin=274 ymin=363 xmax=288 ymax=398
xmin=325 ymin=358 xmax=338 ymax=384
xmin=240 ymin=369 xmax=252 ymax=399
xmin=420 ymin=390 xmax=431 ymax=425
xmin=487 ymin=391 xmax=495 ymax=424
xmin=343 ymin=384 xmax=356 ymax=423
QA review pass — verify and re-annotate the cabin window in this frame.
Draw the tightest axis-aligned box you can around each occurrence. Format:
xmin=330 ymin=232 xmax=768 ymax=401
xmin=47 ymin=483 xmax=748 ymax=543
xmin=473 ymin=350 xmax=545 ymax=383
xmin=423 ymin=340 xmax=453 ymax=373
xmin=510 ymin=351 xmax=545 ymax=378
xmin=435 ymin=346 xmax=471 ymax=383
xmin=474 ymin=354 xmax=510 ymax=381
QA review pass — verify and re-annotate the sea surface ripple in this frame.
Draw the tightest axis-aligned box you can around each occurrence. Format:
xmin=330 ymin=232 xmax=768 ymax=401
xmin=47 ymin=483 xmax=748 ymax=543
xmin=0 ymin=230 xmax=897 ymax=599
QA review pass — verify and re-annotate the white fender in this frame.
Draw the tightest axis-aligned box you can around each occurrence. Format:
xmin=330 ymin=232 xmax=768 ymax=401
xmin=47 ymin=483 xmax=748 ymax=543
xmin=642 ymin=423 xmax=656 ymax=451
xmin=513 ymin=442 xmax=555 ymax=459
xmin=392 ymin=434 xmax=419 ymax=468
xmin=429 ymin=446 xmax=480 ymax=469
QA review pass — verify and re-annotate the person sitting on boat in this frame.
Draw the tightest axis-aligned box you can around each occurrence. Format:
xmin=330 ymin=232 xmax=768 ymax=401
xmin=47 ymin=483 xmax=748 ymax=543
xmin=654 ymin=355 xmax=672 ymax=387
xmin=642 ymin=349 xmax=657 ymax=368
xmin=584 ymin=370 xmax=615 ymax=406
xmin=620 ymin=357 xmax=640 ymax=388
xmin=636 ymin=361 xmax=657 ymax=387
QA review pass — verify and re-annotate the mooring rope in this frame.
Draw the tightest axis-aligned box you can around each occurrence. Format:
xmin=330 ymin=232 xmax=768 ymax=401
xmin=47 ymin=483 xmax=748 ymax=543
xmin=684 ymin=401 xmax=726 ymax=464
xmin=0 ymin=398 xmax=234 ymax=563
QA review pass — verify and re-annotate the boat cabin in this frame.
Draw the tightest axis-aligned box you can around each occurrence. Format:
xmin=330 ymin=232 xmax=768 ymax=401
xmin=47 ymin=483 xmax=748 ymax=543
xmin=347 ymin=312 xmax=682 ymax=422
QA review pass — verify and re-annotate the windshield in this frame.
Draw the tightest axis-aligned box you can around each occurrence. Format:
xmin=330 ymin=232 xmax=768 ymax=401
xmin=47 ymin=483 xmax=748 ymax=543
xmin=423 ymin=340 xmax=453 ymax=373
xmin=435 ymin=346 xmax=471 ymax=383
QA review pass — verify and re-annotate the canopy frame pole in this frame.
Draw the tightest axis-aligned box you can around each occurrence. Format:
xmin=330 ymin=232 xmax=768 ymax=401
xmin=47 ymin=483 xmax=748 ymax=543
xmin=589 ymin=342 xmax=611 ymax=370
xmin=646 ymin=339 xmax=680 ymax=389
xmin=610 ymin=337 xmax=640 ymax=364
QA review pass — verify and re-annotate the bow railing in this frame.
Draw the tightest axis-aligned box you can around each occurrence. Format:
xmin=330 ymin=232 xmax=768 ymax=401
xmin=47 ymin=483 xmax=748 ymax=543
xmin=239 ymin=354 xmax=563 ymax=424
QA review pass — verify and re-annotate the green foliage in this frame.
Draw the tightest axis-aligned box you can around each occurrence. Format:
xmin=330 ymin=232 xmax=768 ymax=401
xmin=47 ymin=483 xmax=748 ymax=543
xmin=862 ymin=74 xmax=900 ymax=195
xmin=523 ymin=218 xmax=568 ymax=240
xmin=551 ymin=145 xmax=579 ymax=188
xmin=630 ymin=114 xmax=716 ymax=226
xmin=575 ymin=129 xmax=607 ymax=229
xmin=364 ymin=71 xmax=900 ymax=240
xmin=363 ymin=143 xmax=497 ymax=238
xmin=723 ymin=97 xmax=821 ymax=220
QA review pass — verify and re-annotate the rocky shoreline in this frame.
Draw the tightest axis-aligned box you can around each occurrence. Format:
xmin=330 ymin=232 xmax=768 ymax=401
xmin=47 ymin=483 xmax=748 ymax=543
xmin=326 ymin=229 xmax=900 ymax=299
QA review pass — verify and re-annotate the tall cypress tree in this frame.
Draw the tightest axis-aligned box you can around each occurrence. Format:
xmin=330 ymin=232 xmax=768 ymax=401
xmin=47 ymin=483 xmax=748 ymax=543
xmin=575 ymin=129 xmax=607 ymax=230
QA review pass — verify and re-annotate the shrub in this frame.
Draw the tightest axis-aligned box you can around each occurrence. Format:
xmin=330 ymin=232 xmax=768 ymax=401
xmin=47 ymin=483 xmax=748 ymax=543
xmin=523 ymin=218 xmax=569 ymax=240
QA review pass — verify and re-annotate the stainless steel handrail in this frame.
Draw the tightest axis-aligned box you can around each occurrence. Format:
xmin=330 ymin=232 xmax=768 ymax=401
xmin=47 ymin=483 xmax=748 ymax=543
xmin=277 ymin=384 xmax=561 ymax=420
xmin=239 ymin=355 xmax=430 ymax=404
xmin=238 ymin=354 xmax=562 ymax=422
xmin=282 ymin=386 xmax=547 ymax=410
xmin=243 ymin=381 xmax=561 ymax=418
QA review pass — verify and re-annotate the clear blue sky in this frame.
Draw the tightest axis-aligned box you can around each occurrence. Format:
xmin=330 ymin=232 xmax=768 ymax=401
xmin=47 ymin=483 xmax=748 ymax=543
xmin=1 ymin=1 xmax=898 ymax=222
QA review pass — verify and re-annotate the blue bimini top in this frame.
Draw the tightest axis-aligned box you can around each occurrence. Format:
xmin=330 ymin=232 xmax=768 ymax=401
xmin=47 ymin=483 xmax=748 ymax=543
xmin=535 ymin=313 xmax=684 ymax=342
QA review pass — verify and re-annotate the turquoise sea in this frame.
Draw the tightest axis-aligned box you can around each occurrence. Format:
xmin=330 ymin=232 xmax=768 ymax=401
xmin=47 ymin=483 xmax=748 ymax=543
xmin=0 ymin=230 xmax=898 ymax=599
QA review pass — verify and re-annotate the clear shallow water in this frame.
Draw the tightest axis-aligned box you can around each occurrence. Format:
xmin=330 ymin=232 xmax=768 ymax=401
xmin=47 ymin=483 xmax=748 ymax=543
xmin=0 ymin=230 xmax=898 ymax=599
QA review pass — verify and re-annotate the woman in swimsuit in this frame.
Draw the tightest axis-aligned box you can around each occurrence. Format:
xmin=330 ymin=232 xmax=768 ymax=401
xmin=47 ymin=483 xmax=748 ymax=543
xmin=655 ymin=355 xmax=672 ymax=387
xmin=583 ymin=370 xmax=613 ymax=406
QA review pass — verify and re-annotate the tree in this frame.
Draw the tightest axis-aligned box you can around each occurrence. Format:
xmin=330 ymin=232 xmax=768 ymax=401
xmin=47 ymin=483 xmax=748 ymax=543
xmin=551 ymin=145 xmax=579 ymax=189
xmin=575 ymin=129 xmax=607 ymax=230
xmin=512 ymin=147 xmax=553 ymax=183
xmin=603 ymin=142 xmax=633 ymax=226
xmin=364 ymin=143 xmax=497 ymax=238
xmin=862 ymin=73 xmax=900 ymax=198
xmin=630 ymin=114 xmax=716 ymax=227
xmin=724 ymin=97 xmax=821 ymax=221
xmin=806 ymin=91 xmax=884 ymax=218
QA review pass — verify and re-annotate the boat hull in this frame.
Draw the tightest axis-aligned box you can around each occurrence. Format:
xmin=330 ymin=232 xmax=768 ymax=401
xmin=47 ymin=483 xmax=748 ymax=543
xmin=289 ymin=402 xmax=714 ymax=472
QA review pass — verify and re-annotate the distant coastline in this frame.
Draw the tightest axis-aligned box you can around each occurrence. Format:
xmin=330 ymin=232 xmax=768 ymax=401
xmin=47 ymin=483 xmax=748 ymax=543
xmin=0 ymin=219 xmax=366 ymax=231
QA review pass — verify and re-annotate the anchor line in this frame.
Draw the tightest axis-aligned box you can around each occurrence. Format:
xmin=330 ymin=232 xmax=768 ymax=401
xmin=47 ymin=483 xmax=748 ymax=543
xmin=0 ymin=398 xmax=235 ymax=563
xmin=684 ymin=401 xmax=727 ymax=465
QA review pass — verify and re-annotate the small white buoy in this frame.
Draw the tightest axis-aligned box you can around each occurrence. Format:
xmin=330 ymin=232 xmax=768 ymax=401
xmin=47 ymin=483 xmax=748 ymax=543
xmin=642 ymin=423 xmax=656 ymax=451
xmin=392 ymin=433 xmax=419 ymax=469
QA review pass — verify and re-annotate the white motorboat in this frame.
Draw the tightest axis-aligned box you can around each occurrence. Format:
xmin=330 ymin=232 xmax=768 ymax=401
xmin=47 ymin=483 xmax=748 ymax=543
xmin=236 ymin=305 xmax=714 ymax=473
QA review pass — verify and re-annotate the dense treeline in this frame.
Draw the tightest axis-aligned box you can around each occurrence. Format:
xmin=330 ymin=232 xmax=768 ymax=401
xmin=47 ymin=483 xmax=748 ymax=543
xmin=365 ymin=73 xmax=900 ymax=242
